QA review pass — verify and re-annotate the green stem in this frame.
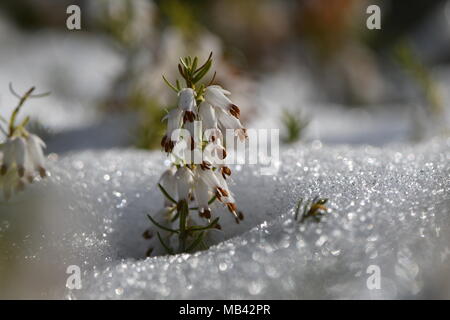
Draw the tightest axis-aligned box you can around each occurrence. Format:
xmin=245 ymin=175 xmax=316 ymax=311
xmin=178 ymin=199 xmax=189 ymax=252
xmin=9 ymin=87 xmax=35 ymax=136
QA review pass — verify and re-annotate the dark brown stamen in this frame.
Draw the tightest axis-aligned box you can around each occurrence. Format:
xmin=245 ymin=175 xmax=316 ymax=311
xmin=230 ymin=104 xmax=240 ymax=119
xmin=38 ymin=167 xmax=47 ymax=178
xmin=142 ymin=229 xmax=153 ymax=239
xmin=217 ymin=187 xmax=228 ymax=197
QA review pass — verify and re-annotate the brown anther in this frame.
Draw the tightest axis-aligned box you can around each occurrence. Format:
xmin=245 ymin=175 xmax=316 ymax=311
xmin=27 ymin=175 xmax=34 ymax=184
xmin=221 ymin=166 xmax=231 ymax=178
xmin=217 ymin=187 xmax=228 ymax=197
xmin=230 ymin=104 xmax=240 ymax=119
xmin=227 ymin=202 xmax=237 ymax=214
xmin=142 ymin=229 xmax=153 ymax=239
xmin=200 ymin=161 xmax=211 ymax=170
xmin=200 ymin=209 xmax=211 ymax=219
xmin=238 ymin=211 xmax=244 ymax=221
xmin=183 ymin=111 xmax=195 ymax=123
xmin=219 ymin=148 xmax=227 ymax=160
xmin=38 ymin=167 xmax=47 ymax=178
xmin=161 ymin=135 xmax=167 ymax=148
xmin=214 ymin=223 xmax=222 ymax=230
xmin=190 ymin=137 xmax=195 ymax=150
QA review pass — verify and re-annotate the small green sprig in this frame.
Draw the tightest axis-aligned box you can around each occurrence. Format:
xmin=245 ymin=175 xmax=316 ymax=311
xmin=295 ymin=196 xmax=328 ymax=223
xmin=162 ymin=52 xmax=216 ymax=101
xmin=0 ymin=84 xmax=50 ymax=139
xmin=281 ymin=109 xmax=309 ymax=144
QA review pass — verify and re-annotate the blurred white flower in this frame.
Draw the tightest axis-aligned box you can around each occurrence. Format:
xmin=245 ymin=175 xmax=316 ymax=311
xmin=0 ymin=133 xmax=47 ymax=200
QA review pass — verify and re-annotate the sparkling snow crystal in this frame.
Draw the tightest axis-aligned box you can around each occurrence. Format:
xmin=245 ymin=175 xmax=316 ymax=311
xmin=2 ymin=137 xmax=449 ymax=299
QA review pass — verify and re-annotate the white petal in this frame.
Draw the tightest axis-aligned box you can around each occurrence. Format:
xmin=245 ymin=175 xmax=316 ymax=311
xmin=205 ymin=86 xmax=232 ymax=109
xmin=175 ymin=166 xmax=194 ymax=201
xmin=26 ymin=134 xmax=45 ymax=169
xmin=199 ymin=101 xmax=218 ymax=129
xmin=193 ymin=178 xmax=210 ymax=212
xmin=178 ymin=88 xmax=196 ymax=112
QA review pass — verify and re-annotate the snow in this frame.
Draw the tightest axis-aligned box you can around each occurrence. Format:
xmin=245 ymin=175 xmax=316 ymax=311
xmin=1 ymin=137 xmax=449 ymax=299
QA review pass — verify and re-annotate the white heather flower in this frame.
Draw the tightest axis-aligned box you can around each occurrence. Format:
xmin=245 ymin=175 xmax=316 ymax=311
xmin=159 ymin=167 xmax=177 ymax=207
xmin=175 ymin=166 xmax=194 ymax=201
xmin=197 ymin=167 xmax=230 ymax=201
xmin=193 ymin=177 xmax=211 ymax=219
xmin=178 ymin=88 xmax=196 ymax=122
xmin=216 ymin=107 xmax=247 ymax=142
xmin=161 ymin=108 xmax=183 ymax=152
xmin=198 ymin=101 xmax=221 ymax=142
xmin=204 ymin=85 xmax=240 ymax=119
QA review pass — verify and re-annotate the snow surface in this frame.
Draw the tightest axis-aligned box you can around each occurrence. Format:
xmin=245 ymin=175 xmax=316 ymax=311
xmin=1 ymin=137 xmax=449 ymax=299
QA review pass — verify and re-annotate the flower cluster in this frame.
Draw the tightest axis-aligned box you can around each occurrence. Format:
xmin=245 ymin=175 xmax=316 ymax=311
xmin=0 ymin=86 xmax=48 ymax=200
xmin=145 ymin=54 xmax=247 ymax=255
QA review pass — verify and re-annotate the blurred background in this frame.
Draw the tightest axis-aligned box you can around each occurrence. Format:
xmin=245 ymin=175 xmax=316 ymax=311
xmin=0 ymin=0 xmax=449 ymax=153
xmin=0 ymin=0 xmax=450 ymax=298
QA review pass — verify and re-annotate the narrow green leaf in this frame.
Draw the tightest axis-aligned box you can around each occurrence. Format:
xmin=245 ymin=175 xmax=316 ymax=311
xmin=207 ymin=71 xmax=217 ymax=86
xmin=162 ymin=75 xmax=179 ymax=93
xmin=178 ymin=64 xmax=187 ymax=79
xmin=193 ymin=60 xmax=212 ymax=83
xmin=188 ymin=217 xmax=219 ymax=232
xmin=147 ymin=214 xmax=179 ymax=233
xmin=191 ymin=57 xmax=198 ymax=72
xmin=194 ymin=52 xmax=213 ymax=73
xmin=179 ymin=57 xmax=189 ymax=69
xmin=157 ymin=232 xmax=174 ymax=254
xmin=158 ymin=183 xmax=177 ymax=204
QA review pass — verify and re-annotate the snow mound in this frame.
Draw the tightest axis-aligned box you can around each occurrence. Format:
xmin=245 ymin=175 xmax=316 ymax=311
xmin=1 ymin=138 xmax=449 ymax=299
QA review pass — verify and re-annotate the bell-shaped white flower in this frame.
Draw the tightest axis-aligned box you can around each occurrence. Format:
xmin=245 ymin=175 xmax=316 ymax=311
xmin=161 ymin=108 xmax=183 ymax=152
xmin=193 ymin=177 xmax=211 ymax=219
xmin=159 ymin=167 xmax=177 ymax=207
xmin=178 ymin=88 xmax=196 ymax=122
xmin=205 ymin=85 xmax=240 ymax=119
xmin=216 ymin=107 xmax=247 ymax=142
xmin=175 ymin=166 xmax=194 ymax=201
xmin=197 ymin=167 xmax=230 ymax=201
